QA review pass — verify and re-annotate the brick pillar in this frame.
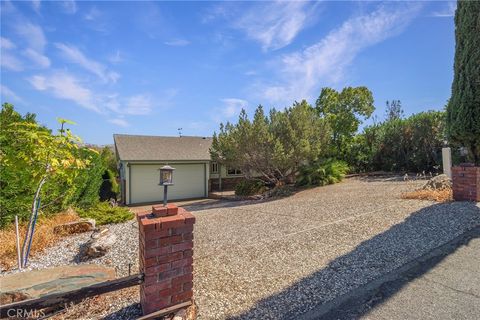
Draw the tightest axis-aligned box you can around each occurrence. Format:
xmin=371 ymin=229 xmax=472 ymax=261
xmin=452 ymin=165 xmax=480 ymax=201
xmin=138 ymin=204 xmax=195 ymax=315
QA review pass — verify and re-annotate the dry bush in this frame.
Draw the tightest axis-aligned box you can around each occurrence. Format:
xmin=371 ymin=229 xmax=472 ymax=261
xmin=402 ymin=188 xmax=453 ymax=202
xmin=0 ymin=210 xmax=79 ymax=270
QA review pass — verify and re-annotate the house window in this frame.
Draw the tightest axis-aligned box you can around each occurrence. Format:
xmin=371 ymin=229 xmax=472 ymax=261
xmin=210 ymin=162 xmax=219 ymax=174
xmin=227 ymin=167 xmax=242 ymax=175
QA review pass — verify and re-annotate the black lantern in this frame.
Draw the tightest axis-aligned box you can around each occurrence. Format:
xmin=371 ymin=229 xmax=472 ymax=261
xmin=159 ymin=165 xmax=175 ymax=206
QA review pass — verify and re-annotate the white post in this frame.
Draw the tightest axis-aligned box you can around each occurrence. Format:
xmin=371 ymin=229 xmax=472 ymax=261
xmin=442 ymin=147 xmax=452 ymax=178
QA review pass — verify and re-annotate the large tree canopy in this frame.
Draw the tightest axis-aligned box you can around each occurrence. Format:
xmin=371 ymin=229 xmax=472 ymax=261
xmin=210 ymin=101 xmax=330 ymax=185
xmin=446 ymin=1 xmax=480 ymax=164
xmin=315 ymin=87 xmax=374 ymax=157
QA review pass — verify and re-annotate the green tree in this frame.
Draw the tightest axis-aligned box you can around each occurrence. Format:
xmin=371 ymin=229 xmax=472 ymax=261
xmin=315 ymin=87 xmax=374 ymax=158
xmin=446 ymin=1 xmax=480 ymax=164
xmin=0 ymin=103 xmax=94 ymax=227
xmin=385 ymin=100 xmax=404 ymax=121
xmin=211 ymin=101 xmax=330 ymax=185
xmin=349 ymin=110 xmax=446 ymax=173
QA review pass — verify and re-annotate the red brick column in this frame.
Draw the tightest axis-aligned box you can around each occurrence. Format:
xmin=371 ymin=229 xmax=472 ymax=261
xmin=137 ymin=204 xmax=195 ymax=315
xmin=452 ymin=165 xmax=480 ymax=201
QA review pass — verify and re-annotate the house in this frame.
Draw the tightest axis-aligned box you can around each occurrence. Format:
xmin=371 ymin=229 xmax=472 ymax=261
xmin=113 ymin=134 xmax=245 ymax=205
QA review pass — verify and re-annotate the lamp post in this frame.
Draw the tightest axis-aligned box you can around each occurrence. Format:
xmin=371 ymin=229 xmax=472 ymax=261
xmin=159 ymin=165 xmax=175 ymax=206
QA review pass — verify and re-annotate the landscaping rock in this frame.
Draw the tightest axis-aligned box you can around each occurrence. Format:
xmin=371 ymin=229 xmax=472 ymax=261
xmin=54 ymin=218 xmax=95 ymax=235
xmin=0 ymin=265 xmax=115 ymax=304
xmin=83 ymin=228 xmax=117 ymax=259
xmin=422 ymin=174 xmax=452 ymax=190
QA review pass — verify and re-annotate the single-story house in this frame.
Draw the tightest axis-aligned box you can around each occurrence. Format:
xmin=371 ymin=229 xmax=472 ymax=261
xmin=113 ymin=134 xmax=246 ymax=205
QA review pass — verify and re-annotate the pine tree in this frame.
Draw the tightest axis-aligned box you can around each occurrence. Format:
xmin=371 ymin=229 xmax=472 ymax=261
xmin=446 ymin=1 xmax=480 ymax=164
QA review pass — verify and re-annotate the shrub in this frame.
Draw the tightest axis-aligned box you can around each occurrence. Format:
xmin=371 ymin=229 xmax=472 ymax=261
xmin=348 ymin=110 xmax=445 ymax=173
xmin=265 ymin=185 xmax=295 ymax=198
xmin=99 ymin=169 xmax=119 ymax=201
xmin=296 ymin=159 xmax=349 ymax=187
xmin=235 ymin=180 xmax=266 ymax=196
xmin=77 ymin=202 xmax=133 ymax=225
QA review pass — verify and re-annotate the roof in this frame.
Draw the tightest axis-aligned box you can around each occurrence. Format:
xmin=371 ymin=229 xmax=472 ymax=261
xmin=113 ymin=134 xmax=213 ymax=161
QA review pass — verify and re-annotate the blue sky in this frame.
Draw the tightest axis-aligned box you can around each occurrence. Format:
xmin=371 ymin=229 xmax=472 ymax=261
xmin=1 ymin=1 xmax=456 ymax=145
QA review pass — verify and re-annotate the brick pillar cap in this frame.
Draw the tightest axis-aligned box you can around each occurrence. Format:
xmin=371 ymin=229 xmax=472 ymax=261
xmin=139 ymin=207 xmax=195 ymax=230
xmin=152 ymin=203 xmax=178 ymax=217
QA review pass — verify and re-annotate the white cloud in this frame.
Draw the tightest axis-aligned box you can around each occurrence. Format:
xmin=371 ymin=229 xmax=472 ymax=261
xmin=15 ymin=22 xmax=46 ymax=52
xmin=55 ymin=43 xmax=120 ymax=83
xmin=259 ymin=3 xmax=422 ymax=104
xmin=1 ymin=37 xmax=16 ymax=50
xmin=431 ymin=2 xmax=456 ymax=18
xmin=234 ymin=1 xmax=318 ymax=51
xmin=124 ymin=95 xmax=152 ymax=115
xmin=84 ymin=6 xmax=101 ymax=20
xmin=105 ymin=89 xmax=177 ymax=116
xmin=23 ymin=48 xmax=50 ymax=68
xmin=28 ymin=72 xmax=100 ymax=112
xmin=108 ymin=50 xmax=124 ymax=64
xmin=60 ymin=0 xmax=77 ymax=14
xmin=1 ymin=85 xmax=24 ymax=103
xmin=109 ymin=118 xmax=129 ymax=127
xmin=164 ymin=39 xmax=190 ymax=46
xmin=1 ymin=37 xmax=23 ymax=71
xmin=217 ymin=98 xmax=248 ymax=121
xmin=1 ymin=53 xmax=23 ymax=71
xmin=31 ymin=0 xmax=41 ymax=13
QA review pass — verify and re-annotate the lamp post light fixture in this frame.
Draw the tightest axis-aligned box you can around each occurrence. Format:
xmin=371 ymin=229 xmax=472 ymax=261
xmin=159 ymin=165 xmax=175 ymax=206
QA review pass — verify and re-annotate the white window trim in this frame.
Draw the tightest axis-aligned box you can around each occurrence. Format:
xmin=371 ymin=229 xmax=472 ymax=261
xmin=210 ymin=161 xmax=219 ymax=174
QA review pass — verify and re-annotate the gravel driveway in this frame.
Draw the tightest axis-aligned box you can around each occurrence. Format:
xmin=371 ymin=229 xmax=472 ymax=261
xmin=191 ymin=177 xmax=479 ymax=319
xmin=4 ymin=177 xmax=479 ymax=319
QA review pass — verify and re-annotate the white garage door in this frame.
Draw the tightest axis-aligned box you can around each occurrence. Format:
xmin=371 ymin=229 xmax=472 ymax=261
xmin=130 ymin=163 xmax=206 ymax=204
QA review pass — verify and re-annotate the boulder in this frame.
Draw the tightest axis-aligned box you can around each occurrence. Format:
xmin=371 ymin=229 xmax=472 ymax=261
xmin=83 ymin=228 xmax=116 ymax=259
xmin=53 ymin=218 xmax=95 ymax=235
xmin=422 ymin=174 xmax=452 ymax=190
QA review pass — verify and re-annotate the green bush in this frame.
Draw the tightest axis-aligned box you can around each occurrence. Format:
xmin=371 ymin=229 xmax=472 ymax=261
xmin=348 ymin=110 xmax=445 ymax=173
xmin=0 ymin=104 xmax=119 ymax=228
xmin=77 ymin=202 xmax=133 ymax=225
xmin=235 ymin=180 xmax=266 ymax=196
xmin=99 ymin=169 xmax=119 ymax=201
xmin=296 ymin=159 xmax=349 ymax=187
xmin=265 ymin=185 xmax=295 ymax=198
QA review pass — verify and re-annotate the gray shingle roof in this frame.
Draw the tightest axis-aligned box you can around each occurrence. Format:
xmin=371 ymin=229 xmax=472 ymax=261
xmin=113 ymin=134 xmax=212 ymax=161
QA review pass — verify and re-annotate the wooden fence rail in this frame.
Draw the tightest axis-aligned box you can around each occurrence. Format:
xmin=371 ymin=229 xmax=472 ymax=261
xmin=0 ymin=273 xmax=144 ymax=318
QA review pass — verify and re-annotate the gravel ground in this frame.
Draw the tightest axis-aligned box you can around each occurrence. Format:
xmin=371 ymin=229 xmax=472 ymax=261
xmin=2 ymin=177 xmax=479 ymax=319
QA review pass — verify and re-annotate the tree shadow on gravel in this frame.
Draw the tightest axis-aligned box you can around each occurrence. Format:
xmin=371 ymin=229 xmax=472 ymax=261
xmin=227 ymin=201 xmax=480 ymax=320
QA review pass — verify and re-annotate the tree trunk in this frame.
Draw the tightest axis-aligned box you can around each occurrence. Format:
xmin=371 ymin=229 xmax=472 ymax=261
xmin=21 ymin=169 xmax=48 ymax=266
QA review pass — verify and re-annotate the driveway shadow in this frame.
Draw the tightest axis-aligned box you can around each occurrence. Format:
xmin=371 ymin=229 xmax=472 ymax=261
xmin=227 ymin=201 xmax=480 ymax=320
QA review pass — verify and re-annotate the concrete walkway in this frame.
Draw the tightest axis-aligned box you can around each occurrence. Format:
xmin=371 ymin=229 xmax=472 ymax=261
xmin=323 ymin=227 xmax=480 ymax=320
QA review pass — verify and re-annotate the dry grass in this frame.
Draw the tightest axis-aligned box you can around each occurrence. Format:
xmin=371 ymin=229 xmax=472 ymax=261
xmin=401 ymin=188 xmax=453 ymax=202
xmin=0 ymin=209 xmax=79 ymax=271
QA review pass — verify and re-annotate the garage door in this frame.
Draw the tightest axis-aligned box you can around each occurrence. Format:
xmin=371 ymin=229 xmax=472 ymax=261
xmin=130 ymin=163 xmax=206 ymax=204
